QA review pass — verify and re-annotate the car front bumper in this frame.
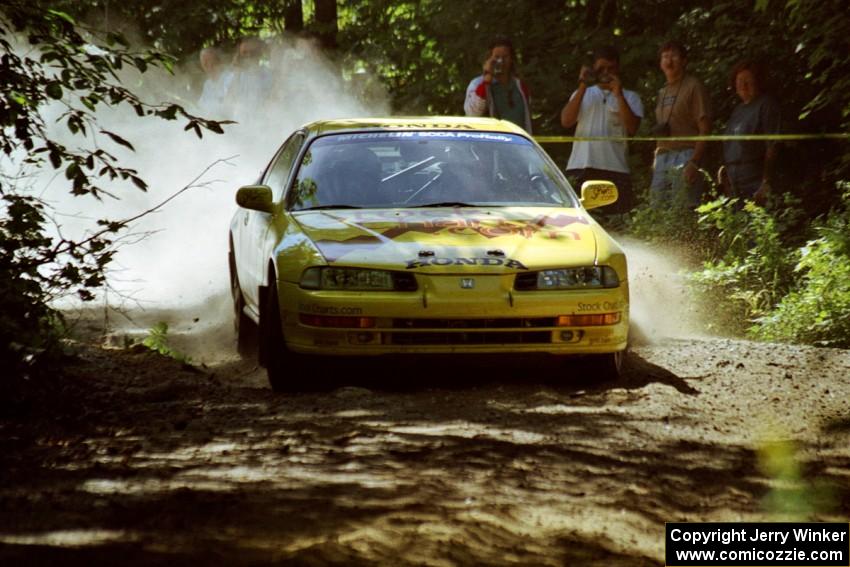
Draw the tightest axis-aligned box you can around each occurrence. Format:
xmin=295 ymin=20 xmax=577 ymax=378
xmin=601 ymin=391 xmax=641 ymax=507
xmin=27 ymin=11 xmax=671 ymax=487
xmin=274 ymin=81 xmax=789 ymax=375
xmin=277 ymin=274 xmax=628 ymax=356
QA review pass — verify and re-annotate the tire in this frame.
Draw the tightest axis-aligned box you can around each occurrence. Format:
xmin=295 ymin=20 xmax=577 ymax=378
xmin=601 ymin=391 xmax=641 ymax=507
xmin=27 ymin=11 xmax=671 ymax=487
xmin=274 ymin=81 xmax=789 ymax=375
xmin=258 ymin=280 xmax=303 ymax=392
xmin=591 ymin=350 xmax=624 ymax=382
xmin=229 ymin=249 xmax=257 ymax=356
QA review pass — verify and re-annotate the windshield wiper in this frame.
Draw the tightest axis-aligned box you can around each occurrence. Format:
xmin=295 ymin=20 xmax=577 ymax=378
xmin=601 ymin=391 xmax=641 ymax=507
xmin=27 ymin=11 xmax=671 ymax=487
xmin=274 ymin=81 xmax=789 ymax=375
xmin=410 ymin=201 xmax=479 ymax=208
xmin=298 ymin=204 xmax=363 ymax=211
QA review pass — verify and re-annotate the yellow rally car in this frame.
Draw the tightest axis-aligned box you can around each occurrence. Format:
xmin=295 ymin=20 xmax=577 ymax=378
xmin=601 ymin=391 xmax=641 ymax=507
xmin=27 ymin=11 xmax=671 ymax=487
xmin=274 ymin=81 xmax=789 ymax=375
xmin=228 ymin=117 xmax=628 ymax=391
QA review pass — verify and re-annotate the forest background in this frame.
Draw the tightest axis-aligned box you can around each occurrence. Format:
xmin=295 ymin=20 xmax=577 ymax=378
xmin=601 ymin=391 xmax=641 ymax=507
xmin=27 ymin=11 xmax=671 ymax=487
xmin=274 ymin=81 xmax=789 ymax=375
xmin=2 ymin=0 xmax=850 ymax=376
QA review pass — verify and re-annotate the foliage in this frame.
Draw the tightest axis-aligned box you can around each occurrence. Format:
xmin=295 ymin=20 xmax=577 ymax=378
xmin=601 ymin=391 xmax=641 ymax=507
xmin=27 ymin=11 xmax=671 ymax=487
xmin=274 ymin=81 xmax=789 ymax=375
xmin=141 ymin=322 xmax=190 ymax=363
xmin=0 ymin=2 xmax=223 ymax=376
xmin=689 ymin=196 xmax=801 ymax=327
xmin=659 ymin=185 xmax=850 ymax=347
xmin=753 ymin=185 xmax=850 ymax=347
xmin=626 ymin=191 xmax=700 ymax=248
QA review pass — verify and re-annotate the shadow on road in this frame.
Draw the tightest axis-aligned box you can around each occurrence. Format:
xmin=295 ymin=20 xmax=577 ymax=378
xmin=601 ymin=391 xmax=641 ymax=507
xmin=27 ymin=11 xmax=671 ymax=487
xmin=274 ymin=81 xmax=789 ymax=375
xmin=0 ymin=346 xmax=846 ymax=565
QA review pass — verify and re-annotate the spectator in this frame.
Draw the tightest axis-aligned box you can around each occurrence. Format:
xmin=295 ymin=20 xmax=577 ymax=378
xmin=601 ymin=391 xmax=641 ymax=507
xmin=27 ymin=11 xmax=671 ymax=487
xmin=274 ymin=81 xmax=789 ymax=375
xmin=717 ymin=60 xmax=781 ymax=205
xmin=649 ymin=40 xmax=711 ymax=208
xmin=464 ymin=36 xmax=532 ymax=133
xmin=197 ymin=47 xmax=234 ymax=118
xmin=560 ymin=46 xmax=643 ymax=213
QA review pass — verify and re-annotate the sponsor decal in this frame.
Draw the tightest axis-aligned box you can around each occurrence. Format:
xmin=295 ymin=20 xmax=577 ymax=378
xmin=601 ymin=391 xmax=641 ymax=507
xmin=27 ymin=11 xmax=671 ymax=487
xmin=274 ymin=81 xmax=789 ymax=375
xmin=577 ymin=300 xmax=626 ymax=312
xmin=306 ymin=212 xmax=590 ymax=261
xmin=313 ymin=213 xmax=587 ymax=241
xmin=588 ymin=184 xmax=617 ymax=201
xmin=334 ymin=132 xmax=418 ymax=141
xmin=382 ymin=123 xmax=476 ymax=130
xmin=405 ymin=256 xmax=528 ymax=270
xmin=327 ymin=131 xmax=527 ymax=144
xmin=298 ymin=303 xmax=364 ymax=316
xmin=380 ymin=215 xmax=585 ymax=240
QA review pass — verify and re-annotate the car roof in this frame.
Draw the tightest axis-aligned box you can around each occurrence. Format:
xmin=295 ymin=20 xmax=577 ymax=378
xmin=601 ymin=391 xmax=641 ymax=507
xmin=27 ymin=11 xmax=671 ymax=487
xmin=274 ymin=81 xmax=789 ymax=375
xmin=303 ymin=117 xmax=529 ymax=138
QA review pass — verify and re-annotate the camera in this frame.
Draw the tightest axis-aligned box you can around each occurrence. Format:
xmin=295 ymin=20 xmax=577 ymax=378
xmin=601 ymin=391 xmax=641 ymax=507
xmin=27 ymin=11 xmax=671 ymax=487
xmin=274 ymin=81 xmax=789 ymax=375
xmin=493 ymin=57 xmax=504 ymax=75
xmin=583 ymin=70 xmax=612 ymax=87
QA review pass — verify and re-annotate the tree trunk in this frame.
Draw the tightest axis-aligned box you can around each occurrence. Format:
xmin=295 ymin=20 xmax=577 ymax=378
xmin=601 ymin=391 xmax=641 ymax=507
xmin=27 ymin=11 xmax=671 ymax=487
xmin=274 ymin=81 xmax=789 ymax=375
xmin=314 ymin=0 xmax=338 ymax=49
xmin=284 ymin=0 xmax=303 ymax=33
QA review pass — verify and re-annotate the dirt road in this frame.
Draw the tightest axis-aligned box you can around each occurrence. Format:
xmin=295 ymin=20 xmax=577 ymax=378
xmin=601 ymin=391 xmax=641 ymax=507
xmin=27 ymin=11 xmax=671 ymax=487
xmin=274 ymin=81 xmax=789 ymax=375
xmin=2 ymin=320 xmax=849 ymax=565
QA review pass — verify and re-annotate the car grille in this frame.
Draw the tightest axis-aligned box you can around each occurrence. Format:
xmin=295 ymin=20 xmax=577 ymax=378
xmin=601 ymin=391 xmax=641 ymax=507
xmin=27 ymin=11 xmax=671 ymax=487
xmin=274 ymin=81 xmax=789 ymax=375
xmin=392 ymin=317 xmax=556 ymax=329
xmin=384 ymin=318 xmax=556 ymax=345
xmin=385 ymin=331 xmax=552 ymax=345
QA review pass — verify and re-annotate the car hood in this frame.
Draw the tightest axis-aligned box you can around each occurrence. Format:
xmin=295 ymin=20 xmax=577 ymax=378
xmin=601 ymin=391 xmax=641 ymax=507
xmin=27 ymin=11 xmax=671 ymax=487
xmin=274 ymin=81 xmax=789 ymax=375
xmin=291 ymin=208 xmax=602 ymax=273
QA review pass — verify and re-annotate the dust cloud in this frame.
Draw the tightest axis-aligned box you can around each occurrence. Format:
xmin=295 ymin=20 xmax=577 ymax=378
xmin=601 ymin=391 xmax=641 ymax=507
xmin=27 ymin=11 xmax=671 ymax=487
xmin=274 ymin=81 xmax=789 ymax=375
xmin=621 ymin=237 xmax=709 ymax=343
xmin=31 ymin=36 xmax=389 ymax=362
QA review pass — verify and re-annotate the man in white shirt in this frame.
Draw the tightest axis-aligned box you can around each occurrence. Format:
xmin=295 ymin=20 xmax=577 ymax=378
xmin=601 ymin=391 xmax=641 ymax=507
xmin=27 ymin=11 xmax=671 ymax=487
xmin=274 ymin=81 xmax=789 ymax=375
xmin=560 ymin=46 xmax=643 ymax=214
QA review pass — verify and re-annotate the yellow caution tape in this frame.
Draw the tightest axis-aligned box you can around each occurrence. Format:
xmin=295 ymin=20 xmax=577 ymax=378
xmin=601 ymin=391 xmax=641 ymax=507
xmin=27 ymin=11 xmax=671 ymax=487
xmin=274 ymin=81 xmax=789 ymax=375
xmin=534 ymin=133 xmax=850 ymax=143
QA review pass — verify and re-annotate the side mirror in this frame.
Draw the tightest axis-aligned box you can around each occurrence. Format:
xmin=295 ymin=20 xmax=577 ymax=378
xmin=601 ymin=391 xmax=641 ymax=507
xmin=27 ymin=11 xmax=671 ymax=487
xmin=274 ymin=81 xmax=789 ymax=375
xmin=580 ymin=180 xmax=618 ymax=210
xmin=235 ymin=185 xmax=274 ymax=213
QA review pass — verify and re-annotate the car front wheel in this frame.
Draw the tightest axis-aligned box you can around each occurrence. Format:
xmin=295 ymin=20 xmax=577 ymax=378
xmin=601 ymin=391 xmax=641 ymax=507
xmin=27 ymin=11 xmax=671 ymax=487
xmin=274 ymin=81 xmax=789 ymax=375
xmin=591 ymin=350 xmax=624 ymax=382
xmin=259 ymin=282 xmax=305 ymax=392
xmin=229 ymin=250 xmax=257 ymax=356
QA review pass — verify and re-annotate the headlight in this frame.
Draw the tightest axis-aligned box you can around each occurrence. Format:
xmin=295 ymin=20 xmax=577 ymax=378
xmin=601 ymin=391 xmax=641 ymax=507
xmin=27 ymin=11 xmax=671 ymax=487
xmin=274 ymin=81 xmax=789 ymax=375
xmin=300 ymin=267 xmax=418 ymax=291
xmin=514 ymin=266 xmax=619 ymax=290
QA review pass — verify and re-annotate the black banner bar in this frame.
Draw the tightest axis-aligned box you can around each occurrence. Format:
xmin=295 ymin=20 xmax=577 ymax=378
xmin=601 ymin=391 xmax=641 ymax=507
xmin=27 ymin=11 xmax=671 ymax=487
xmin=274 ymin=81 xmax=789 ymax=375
xmin=666 ymin=522 xmax=849 ymax=566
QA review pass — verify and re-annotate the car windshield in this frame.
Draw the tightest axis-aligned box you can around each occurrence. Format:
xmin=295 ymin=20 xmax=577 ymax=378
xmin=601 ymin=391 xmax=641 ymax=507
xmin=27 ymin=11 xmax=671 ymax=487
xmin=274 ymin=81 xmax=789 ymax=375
xmin=289 ymin=131 xmax=578 ymax=210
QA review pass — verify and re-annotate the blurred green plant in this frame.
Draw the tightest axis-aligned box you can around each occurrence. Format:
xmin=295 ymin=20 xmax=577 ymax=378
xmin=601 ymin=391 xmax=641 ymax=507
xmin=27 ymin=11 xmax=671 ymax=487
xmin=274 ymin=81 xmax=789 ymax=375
xmin=758 ymin=436 xmax=835 ymax=520
xmin=141 ymin=322 xmax=190 ymax=363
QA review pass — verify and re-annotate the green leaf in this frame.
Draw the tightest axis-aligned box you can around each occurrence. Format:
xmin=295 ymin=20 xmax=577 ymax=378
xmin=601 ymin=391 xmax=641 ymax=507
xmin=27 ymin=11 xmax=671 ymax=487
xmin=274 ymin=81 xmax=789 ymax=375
xmin=156 ymin=104 xmax=178 ymax=120
xmin=133 ymin=57 xmax=148 ymax=73
xmin=65 ymin=162 xmax=80 ymax=180
xmin=49 ymin=149 xmax=62 ymax=169
xmin=46 ymin=81 xmax=63 ymax=100
xmin=10 ymin=91 xmax=28 ymax=106
xmin=100 ymin=130 xmax=135 ymax=151
xmin=130 ymin=175 xmax=148 ymax=191
xmin=47 ymin=9 xmax=76 ymax=26
xmin=105 ymin=31 xmax=129 ymax=48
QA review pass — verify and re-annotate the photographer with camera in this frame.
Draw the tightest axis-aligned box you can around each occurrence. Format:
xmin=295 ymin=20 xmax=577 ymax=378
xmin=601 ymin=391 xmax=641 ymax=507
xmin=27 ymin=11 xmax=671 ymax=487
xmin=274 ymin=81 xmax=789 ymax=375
xmin=560 ymin=46 xmax=643 ymax=214
xmin=649 ymin=40 xmax=711 ymax=209
xmin=464 ymin=36 xmax=532 ymax=133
